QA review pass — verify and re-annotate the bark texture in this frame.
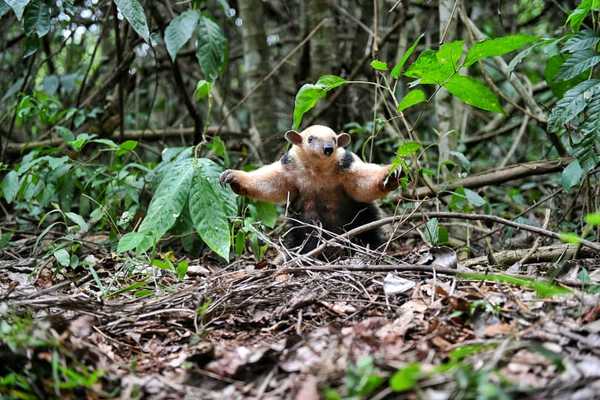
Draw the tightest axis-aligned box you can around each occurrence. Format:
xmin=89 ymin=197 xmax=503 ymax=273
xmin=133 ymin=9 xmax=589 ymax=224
xmin=239 ymin=0 xmax=278 ymax=160
xmin=435 ymin=0 xmax=462 ymax=171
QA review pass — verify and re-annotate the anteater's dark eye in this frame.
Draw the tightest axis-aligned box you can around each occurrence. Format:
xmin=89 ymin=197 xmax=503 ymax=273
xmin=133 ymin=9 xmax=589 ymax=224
xmin=308 ymin=136 xmax=314 ymax=143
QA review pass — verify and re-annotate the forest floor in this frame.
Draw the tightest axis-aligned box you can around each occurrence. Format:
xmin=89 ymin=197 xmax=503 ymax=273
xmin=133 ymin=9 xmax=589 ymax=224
xmin=2 ymin=226 xmax=600 ymax=399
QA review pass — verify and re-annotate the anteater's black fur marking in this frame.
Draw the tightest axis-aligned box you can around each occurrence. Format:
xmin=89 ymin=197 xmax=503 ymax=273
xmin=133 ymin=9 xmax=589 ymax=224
xmin=338 ymin=150 xmax=354 ymax=170
xmin=281 ymin=151 xmax=292 ymax=165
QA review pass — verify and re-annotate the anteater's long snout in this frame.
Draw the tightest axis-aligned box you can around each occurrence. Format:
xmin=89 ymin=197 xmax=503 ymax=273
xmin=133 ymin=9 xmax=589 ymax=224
xmin=323 ymin=144 xmax=334 ymax=156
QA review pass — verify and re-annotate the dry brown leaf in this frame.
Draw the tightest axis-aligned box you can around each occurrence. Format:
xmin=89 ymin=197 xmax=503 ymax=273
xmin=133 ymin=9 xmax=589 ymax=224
xmin=483 ymin=323 xmax=513 ymax=337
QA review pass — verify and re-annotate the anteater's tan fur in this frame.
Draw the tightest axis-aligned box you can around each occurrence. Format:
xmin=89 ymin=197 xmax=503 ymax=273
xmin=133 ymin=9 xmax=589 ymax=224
xmin=220 ymin=125 xmax=401 ymax=253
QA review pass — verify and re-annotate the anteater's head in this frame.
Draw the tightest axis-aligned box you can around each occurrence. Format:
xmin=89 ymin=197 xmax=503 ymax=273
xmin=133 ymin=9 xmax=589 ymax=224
xmin=285 ymin=125 xmax=351 ymax=159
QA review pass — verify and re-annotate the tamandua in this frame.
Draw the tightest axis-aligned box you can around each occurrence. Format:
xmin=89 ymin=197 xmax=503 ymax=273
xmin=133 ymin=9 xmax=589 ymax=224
xmin=219 ymin=125 xmax=401 ymax=253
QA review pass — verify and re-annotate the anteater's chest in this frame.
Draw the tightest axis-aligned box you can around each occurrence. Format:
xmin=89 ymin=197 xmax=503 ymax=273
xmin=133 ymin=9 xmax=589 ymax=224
xmin=289 ymin=186 xmax=375 ymax=232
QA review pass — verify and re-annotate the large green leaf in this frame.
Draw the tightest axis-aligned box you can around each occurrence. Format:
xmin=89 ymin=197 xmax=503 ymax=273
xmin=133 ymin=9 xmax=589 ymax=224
xmin=23 ymin=0 xmax=50 ymax=37
xmin=165 ymin=10 xmax=199 ymax=61
xmin=291 ymin=75 xmax=346 ymax=128
xmin=136 ymin=159 xmax=195 ymax=251
xmin=2 ymin=171 xmax=19 ymax=204
xmin=443 ymin=75 xmax=503 ymax=113
xmin=404 ymin=49 xmax=454 ymax=84
xmin=196 ymin=15 xmax=227 ymax=81
xmin=437 ymin=40 xmax=464 ymax=69
xmin=292 ymin=85 xmax=326 ymax=129
xmin=391 ymin=34 xmax=423 ymax=79
xmin=189 ymin=159 xmax=237 ymax=260
xmin=397 ymin=89 xmax=426 ymax=112
xmin=548 ymin=79 xmax=600 ymax=131
xmin=464 ymin=35 xmax=538 ymax=67
xmin=557 ymin=47 xmax=600 ymax=81
xmin=544 ymin=54 xmax=587 ymax=98
xmin=113 ymin=0 xmax=150 ymax=42
xmin=563 ymin=30 xmax=600 ymax=54
xmin=5 ymin=0 xmax=30 ymax=20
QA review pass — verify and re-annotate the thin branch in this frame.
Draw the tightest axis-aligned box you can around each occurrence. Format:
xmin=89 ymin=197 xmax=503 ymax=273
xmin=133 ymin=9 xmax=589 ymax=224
xmin=401 ymin=158 xmax=572 ymax=199
xmin=5 ymin=127 xmax=244 ymax=154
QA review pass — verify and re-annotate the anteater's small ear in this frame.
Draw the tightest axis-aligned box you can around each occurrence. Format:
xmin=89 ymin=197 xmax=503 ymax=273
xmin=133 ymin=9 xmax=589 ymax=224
xmin=337 ymin=133 xmax=351 ymax=147
xmin=285 ymin=130 xmax=303 ymax=145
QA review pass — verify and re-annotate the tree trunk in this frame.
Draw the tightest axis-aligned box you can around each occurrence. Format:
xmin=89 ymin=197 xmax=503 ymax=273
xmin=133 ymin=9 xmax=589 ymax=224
xmin=304 ymin=0 xmax=337 ymax=127
xmin=306 ymin=0 xmax=337 ymax=80
xmin=435 ymin=0 xmax=462 ymax=174
xmin=239 ymin=0 xmax=278 ymax=160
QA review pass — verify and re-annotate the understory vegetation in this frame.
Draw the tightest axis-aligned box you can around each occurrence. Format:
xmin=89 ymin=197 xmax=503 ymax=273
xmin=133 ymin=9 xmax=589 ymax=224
xmin=1 ymin=1 xmax=600 ymax=399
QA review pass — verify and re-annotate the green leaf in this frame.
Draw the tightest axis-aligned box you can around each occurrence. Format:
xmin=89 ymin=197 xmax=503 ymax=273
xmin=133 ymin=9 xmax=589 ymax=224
xmin=544 ymin=54 xmax=587 ymax=98
xmin=424 ymin=218 xmax=439 ymax=245
xmin=5 ymin=0 xmax=30 ymax=20
xmin=404 ymin=49 xmax=454 ymax=84
xmin=113 ymin=0 xmax=150 ymax=42
xmin=464 ymin=188 xmax=486 ymax=207
xmin=254 ymin=201 xmax=278 ymax=228
xmin=194 ymin=79 xmax=212 ymax=102
xmin=292 ymin=75 xmax=346 ymax=129
xmin=397 ymin=89 xmax=426 ymax=112
xmin=459 ymin=272 xmax=571 ymax=298
xmin=196 ymin=15 xmax=227 ymax=81
xmin=585 ymin=212 xmax=600 ymax=225
xmin=559 ymin=232 xmax=583 ymax=244
xmin=68 ymin=133 xmax=96 ymax=152
xmin=136 ymin=159 xmax=195 ymax=251
xmin=292 ymin=84 xmax=327 ymax=129
xmin=464 ymin=35 xmax=538 ymax=67
xmin=437 ymin=40 xmax=464 ymax=69
xmin=389 ymin=363 xmax=421 ymax=392
xmin=53 ymin=249 xmax=70 ymax=268
xmin=176 ymin=260 xmax=189 ymax=280
xmin=557 ymin=48 xmax=600 ymax=81
xmin=23 ymin=0 xmax=51 ymax=37
xmin=396 ymin=141 xmax=421 ymax=157
xmin=391 ymin=34 xmax=423 ymax=79
xmin=2 ymin=171 xmax=19 ymax=204
xmin=117 ymin=232 xmax=147 ymax=253
xmin=0 ymin=230 xmax=13 ymax=250
xmin=566 ymin=0 xmax=600 ymax=31
xmin=370 ymin=59 xmax=388 ymax=71
xmin=561 ymin=160 xmax=584 ymax=191
xmin=116 ymin=140 xmax=138 ymax=157
xmin=443 ymin=75 xmax=503 ymax=113
xmin=189 ymin=160 xmax=236 ymax=261
xmin=548 ymin=80 xmax=600 ymax=131
xmin=316 ymin=75 xmax=347 ymax=90
xmin=563 ymin=30 xmax=600 ymax=54
xmin=165 ymin=10 xmax=199 ymax=61
xmin=65 ymin=212 xmax=89 ymax=233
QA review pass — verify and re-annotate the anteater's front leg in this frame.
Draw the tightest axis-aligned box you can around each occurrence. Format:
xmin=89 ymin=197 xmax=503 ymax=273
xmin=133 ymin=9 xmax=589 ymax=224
xmin=220 ymin=161 xmax=296 ymax=203
xmin=341 ymin=155 xmax=402 ymax=203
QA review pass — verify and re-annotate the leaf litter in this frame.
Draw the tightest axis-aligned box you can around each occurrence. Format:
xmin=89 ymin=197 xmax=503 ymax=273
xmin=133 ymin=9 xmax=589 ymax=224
xmin=1 ymin=230 xmax=599 ymax=399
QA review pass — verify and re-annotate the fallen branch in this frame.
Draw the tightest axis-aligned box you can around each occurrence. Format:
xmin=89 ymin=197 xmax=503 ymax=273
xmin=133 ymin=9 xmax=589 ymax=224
xmin=298 ymin=211 xmax=600 ymax=258
xmin=460 ymin=244 xmax=595 ymax=268
xmin=401 ymin=158 xmax=572 ymax=199
xmin=5 ymin=127 xmax=245 ymax=154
